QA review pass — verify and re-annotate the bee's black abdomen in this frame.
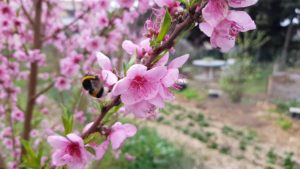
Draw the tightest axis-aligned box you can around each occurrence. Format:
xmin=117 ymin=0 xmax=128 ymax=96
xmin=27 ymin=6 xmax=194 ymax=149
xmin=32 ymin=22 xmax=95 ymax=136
xmin=96 ymin=88 xmax=104 ymax=98
xmin=82 ymin=80 xmax=93 ymax=91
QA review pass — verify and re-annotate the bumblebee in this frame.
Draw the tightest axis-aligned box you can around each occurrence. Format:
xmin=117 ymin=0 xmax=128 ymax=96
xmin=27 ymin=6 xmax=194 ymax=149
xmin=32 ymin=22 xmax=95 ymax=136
xmin=81 ymin=75 xmax=104 ymax=98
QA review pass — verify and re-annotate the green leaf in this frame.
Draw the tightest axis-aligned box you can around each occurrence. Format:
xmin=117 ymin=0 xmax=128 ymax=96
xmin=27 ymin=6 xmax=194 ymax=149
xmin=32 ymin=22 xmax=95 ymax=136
xmin=61 ymin=105 xmax=74 ymax=135
xmin=155 ymin=10 xmax=172 ymax=44
xmin=86 ymin=146 xmax=96 ymax=156
xmin=102 ymin=103 xmax=124 ymax=124
xmin=84 ymin=133 xmax=100 ymax=144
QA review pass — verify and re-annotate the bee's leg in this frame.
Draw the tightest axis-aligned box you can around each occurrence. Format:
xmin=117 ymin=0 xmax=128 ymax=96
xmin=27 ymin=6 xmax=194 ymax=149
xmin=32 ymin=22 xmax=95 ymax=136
xmin=96 ymin=88 xmax=104 ymax=98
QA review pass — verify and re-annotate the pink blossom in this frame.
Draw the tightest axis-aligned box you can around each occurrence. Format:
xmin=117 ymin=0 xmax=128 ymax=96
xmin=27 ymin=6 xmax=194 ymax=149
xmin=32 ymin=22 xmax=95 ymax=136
xmin=202 ymin=0 xmax=258 ymax=27
xmin=74 ymin=111 xmax=86 ymax=124
xmin=117 ymin=0 xmax=135 ymax=8
xmin=200 ymin=11 xmax=256 ymax=52
xmin=94 ymin=139 xmax=109 ymax=160
xmin=86 ymin=37 xmax=104 ymax=52
xmin=112 ymin=64 xmax=167 ymax=105
xmin=47 ymin=133 xmax=89 ymax=169
xmin=96 ymin=52 xmax=118 ymax=86
xmin=11 ymin=108 xmax=24 ymax=122
xmin=108 ymin=122 xmax=137 ymax=151
xmin=122 ymin=39 xmax=152 ymax=59
xmin=54 ymin=76 xmax=71 ymax=91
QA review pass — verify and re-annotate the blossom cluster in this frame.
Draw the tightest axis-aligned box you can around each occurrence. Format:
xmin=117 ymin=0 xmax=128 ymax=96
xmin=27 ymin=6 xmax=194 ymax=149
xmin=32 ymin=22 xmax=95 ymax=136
xmin=199 ymin=0 xmax=257 ymax=52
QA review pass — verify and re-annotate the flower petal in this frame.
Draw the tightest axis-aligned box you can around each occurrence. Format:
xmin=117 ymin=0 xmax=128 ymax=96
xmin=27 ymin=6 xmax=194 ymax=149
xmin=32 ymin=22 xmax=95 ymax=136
xmin=199 ymin=22 xmax=213 ymax=37
xmin=110 ymin=130 xmax=127 ymax=150
xmin=168 ymin=54 xmax=189 ymax=69
xmin=227 ymin=10 xmax=256 ymax=32
xmin=112 ymin=78 xmax=131 ymax=96
xmin=66 ymin=133 xmax=84 ymax=146
xmin=228 ymin=0 xmax=258 ymax=8
xmin=47 ymin=135 xmax=68 ymax=149
xmin=144 ymin=66 xmax=167 ymax=82
xmin=96 ymin=52 xmax=112 ymax=70
xmin=162 ymin=69 xmax=179 ymax=87
xmin=122 ymin=124 xmax=137 ymax=137
xmin=102 ymin=70 xmax=118 ymax=86
xmin=122 ymin=40 xmax=139 ymax=55
xmin=202 ymin=0 xmax=228 ymax=27
xmin=95 ymin=140 xmax=109 ymax=160
xmin=126 ymin=64 xmax=147 ymax=79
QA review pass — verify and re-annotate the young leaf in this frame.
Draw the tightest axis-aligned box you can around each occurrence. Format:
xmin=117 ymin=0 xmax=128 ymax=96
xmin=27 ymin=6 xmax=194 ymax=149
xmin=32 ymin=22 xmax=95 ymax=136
xmin=61 ymin=105 xmax=74 ymax=135
xmin=155 ymin=10 xmax=172 ymax=44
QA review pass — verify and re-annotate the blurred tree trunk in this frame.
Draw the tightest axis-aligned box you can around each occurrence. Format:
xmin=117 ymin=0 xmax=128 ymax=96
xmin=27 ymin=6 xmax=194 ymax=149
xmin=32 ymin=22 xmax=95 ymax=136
xmin=21 ymin=0 xmax=43 ymax=159
xmin=0 ymin=153 xmax=6 ymax=169
xmin=273 ymin=20 xmax=293 ymax=73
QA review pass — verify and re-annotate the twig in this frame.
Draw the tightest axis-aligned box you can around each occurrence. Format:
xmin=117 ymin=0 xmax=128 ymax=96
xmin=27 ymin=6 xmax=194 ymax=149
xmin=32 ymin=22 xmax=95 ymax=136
xmin=32 ymin=82 xmax=54 ymax=100
xmin=43 ymin=7 xmax=91 ymax=42
xmin=20 ymin=0 xmax=34 ymax=26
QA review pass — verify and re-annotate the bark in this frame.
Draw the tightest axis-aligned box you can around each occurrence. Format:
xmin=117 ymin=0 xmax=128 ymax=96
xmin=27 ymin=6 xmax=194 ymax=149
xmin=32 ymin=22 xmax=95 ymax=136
xmin=0 ymin=153 xmax=6 ymax=169
xmin=21 ymin=0 xmax=43 ymax=158
xmin=273 ymin=20 xmax=293 ymax=73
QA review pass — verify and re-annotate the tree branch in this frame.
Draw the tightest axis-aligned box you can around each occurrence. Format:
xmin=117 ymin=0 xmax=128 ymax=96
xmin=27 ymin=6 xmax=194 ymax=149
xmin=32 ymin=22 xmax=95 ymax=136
xmin=20 ymin=0 xmax=34 ymax=26
xmin=32 ymin=82 xmax=54 ymax=100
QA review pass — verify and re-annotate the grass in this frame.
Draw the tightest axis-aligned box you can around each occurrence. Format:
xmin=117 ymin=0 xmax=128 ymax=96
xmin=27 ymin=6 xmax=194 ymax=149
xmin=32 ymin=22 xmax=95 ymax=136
xmin=276 ymin=117 xmax=293 ymax=130
xmin=95 ymin=127 xmax=194 ymax=169
xmin=176 ymin=87 xmax=206 ymax=102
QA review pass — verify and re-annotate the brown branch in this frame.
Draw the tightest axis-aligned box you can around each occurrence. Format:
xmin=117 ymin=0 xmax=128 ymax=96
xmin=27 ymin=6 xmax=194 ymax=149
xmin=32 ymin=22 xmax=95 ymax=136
xmin=42 ymin=8 xmax=91 ymax=42
xmin=20 ymin=0 xmax=34 ymax=26
xmin=81 ymin=96 xmax=121 ymax=138
xmin=80 ymin=4 xmax=201 ymax=139
xmin=33 ymin=82 xmax=54 ymax=100
xmin=145 ymin=5 xmax=200 ymax=68
xmin=21 ymin=0 xmax=43 ymax=160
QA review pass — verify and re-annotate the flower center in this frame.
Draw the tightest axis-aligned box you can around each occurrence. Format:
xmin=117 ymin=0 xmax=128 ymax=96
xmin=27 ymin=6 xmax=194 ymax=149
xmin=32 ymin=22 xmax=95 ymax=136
xmin=229 ymin=22 xmax=242 ymax=37
xmin=131 ymin=76 xmax=147 ymax=89
xmin=66 ymin=142 xmax=81 ymax=157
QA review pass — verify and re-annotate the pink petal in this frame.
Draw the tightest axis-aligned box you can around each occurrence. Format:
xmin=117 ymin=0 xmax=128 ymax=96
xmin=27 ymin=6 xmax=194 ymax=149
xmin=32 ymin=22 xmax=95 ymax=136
xmin=162 ymin=69 xmax=179 ymax=87
xmin=102 ymin=70 xmax=118 ymax=86
xmin=121 ymin=90 xmax=143 ymax=105
xmin=202 ymin=0 xmax=229 ymax=27
xmin=154 ymin=0 xmax=166 ymax=7
xmin=227 ymin=11 xmax=256 ymax=32
xmin=228 ymin=0 xmax=258 ymax=8
xmin=66 ymin=133 xmax=84 ymax=146
xmin=52 ymin=150 xmax=68 ymax=166
xmin=199 ymin=22 xmax=213 ymax=37
xmin=126 ymin=64 xmax=147 ymax=79
xmin=110 ymin=130 xmax=127 ymax=150
xmin=112 ymin=78 xmax=130 ymax=96
xmin=148 ymin=94 xmax=165 ymax=108
xmin=96 ymin=52 xmax=112 ymax=70
xmin=47 ymin=135 xmax=68 ymax=149
xmin=154 ymin=52 xmax=169 ymax=67
xmin=95 ymin=140 xmax=109 ymax=160
xmin=122 ymin=124 xmax=137 ymax=137
xmin=140 ymin=38 xmax=151 ymax=52
xmin=125 ymin=101 xmax=154 ymax=118
xmin=168 ymin=54 xmax=189 ymax=69
xmin=144 ymin=66 xmax=167 ymax=82
xmin=212 ymin=31 xmax=236 ymax=52
xmin=122 ymin=40 xmax=139 ymax=55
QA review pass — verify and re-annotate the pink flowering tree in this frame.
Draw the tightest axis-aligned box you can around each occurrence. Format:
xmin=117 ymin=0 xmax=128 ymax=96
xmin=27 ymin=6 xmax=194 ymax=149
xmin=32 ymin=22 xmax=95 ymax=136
xmin=0 ymin=0 xmax=258 ymax=168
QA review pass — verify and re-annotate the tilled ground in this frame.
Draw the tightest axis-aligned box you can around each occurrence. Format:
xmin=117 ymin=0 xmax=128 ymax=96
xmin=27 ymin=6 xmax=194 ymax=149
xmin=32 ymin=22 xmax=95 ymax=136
xmin=143 ymin=95 xmax=300 ymax=169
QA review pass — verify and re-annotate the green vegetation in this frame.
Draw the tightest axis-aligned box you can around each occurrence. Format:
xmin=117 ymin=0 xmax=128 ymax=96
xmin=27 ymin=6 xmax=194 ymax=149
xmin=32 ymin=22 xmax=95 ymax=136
xmin=176 ymin=87 xmax=206 ymax=102
xmin=96 ymin=127 xmax=194 ymax=169
xmin=275 ymin=100 xmax=300 ymax=114
xmin=277 ymin=117 xmax=293 ymax=130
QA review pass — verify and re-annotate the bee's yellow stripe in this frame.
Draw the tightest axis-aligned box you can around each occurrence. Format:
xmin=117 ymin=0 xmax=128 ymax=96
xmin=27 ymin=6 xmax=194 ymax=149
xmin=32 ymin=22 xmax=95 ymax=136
xmin=81 ymin=75 xmax=97 ymax=82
